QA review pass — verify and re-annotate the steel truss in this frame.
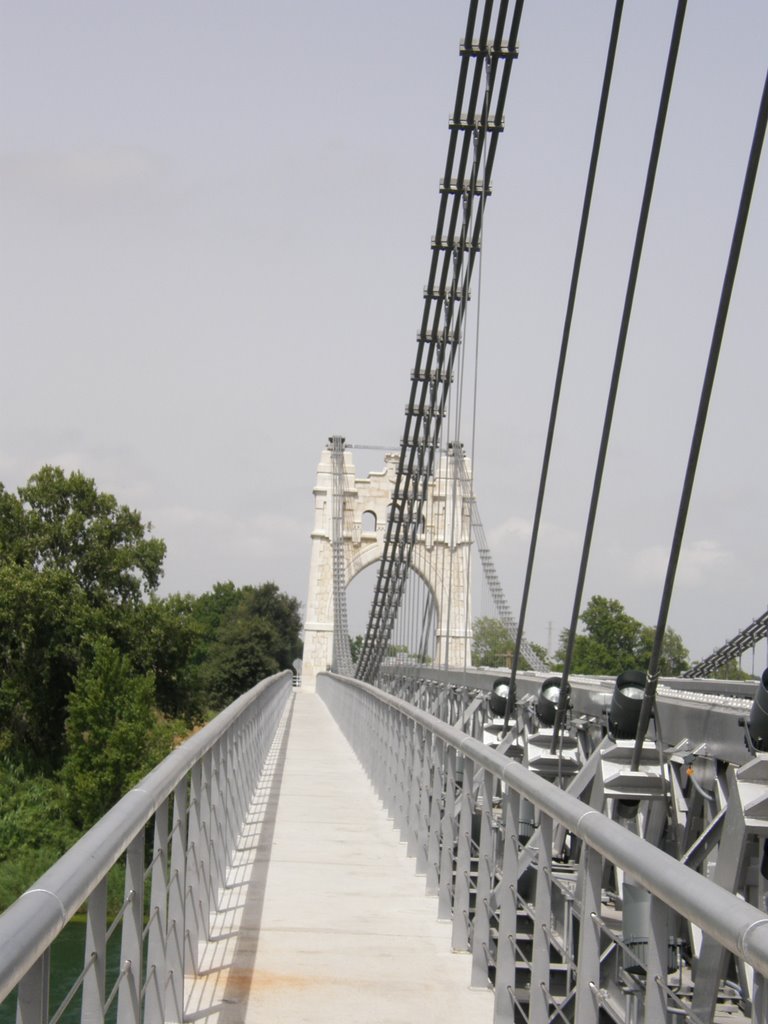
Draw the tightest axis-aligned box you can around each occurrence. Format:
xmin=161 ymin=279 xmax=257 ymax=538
xmin=685 ymin=608 xmax=768 ymax=679
xmin=322 ymin=671 xmax=768 ymax=1024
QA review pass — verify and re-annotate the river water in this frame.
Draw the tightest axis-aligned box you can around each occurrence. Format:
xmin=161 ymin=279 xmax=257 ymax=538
xmin=0 ymin=921 xmax=121 ymax=1024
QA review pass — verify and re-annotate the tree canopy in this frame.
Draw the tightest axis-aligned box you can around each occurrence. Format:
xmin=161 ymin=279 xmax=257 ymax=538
xmin=555 ymin=595 xmax=689 ymax=676
xmin=471 ymin=616 xmax=549 ymax=670
xmin=0 ymin=466 xmax=304 ymax=909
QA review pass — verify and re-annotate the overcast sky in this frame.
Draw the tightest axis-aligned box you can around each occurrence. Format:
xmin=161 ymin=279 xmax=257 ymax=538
xmin=1 ymin=2 xmax=766 ymax=666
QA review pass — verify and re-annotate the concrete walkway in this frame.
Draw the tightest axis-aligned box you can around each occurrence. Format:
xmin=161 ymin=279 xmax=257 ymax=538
xmin=185 ymin=688 xmax=492 ymax=1024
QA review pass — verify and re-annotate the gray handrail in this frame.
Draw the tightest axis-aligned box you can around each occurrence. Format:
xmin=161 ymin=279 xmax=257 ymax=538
xmin=0 ymin=669 xmax=292 ymax=1002
xmin=319 ymin=672 xmax=768 ymax=978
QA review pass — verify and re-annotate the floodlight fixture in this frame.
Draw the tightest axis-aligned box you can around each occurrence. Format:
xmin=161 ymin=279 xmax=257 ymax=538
xmin=489 ymin=677 xmax=514 ymax=717
xmin=537 ymin=676 xmax=562 ymax=727
xmin=747 ymin=667 xmax=768 ymax=752
xmin=609 ymin=669 xmax=647 ymax=740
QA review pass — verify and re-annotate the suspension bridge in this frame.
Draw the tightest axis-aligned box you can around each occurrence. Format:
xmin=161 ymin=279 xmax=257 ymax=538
xmin=2 ymin=1 xmax=768 ymax=1023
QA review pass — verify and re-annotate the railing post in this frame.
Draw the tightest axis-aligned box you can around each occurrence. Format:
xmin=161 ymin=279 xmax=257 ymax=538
xmin=210 ymin=741 xmax=225 ymax=906
xmin=426 ymin=736 xmax=444 ymax=895
xmin=407 ymin=721 xmax=423 ymax=860
xmin=199 ymin=749 xmax=213 ymax=941
xmin=144 ymin=797 xmax=169 ymax=1024
xmin=416 ymin=729 xmax=432 ymax=875
xmin=494 ymin=786 xmax=520 ymax=1024
xmin=82 ymin=877 xmax=107 ymax=1024
xmin=452 ymin=754 xmax=475 ymax=952
xmin=471 ymin=768 xmax=495 ymax=988
xmin=166 ymin=779 xmax=187 ymax=1024
xmin=529 ymin=812 xmax=552 ymax=1024
xmin=383 ymin=705 xmax=398 ymax=820
xmin=644 ymin=891 xmax=669 ymax=1024
xmin=574 ymin=842 xmax=601 ymax=1024
xmin=438 ymin=743 xmax=458 ymax=920
xmin=15 ymin=950 xmax=49 ymax=1024
xmin=394 ymin=713 xmax=409 ymax=839
xmin=186 ymin=761 xmax=203 ymax=974
xmin=117 ymin=831 xmax=144 ymax=1024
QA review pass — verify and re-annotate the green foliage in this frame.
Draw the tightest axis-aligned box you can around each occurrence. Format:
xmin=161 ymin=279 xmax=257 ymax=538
xmin=0 ymin=465 xmax=304 ymax=906
xmin=195 ymin=583 xmax=302 ymax=710
xmin=350 ymin=634 xmax=364 ymax=663
xmin=0 ymin=768 xmax=79 ymax=911
xmin=0 ymin=468 xmax=166 ymax=771
xmin=61 ymin=638 xmax=170 ymax=829
xmin=471 ymin=616 xmax=547 ymax=670
xmin=555 ymin=596 xmax=690 ymax=676
xmin=472 ymin=617 xmax=514 ymax=667
xmin=708 ymin=657 xmax=752 ymax=681
xmin=17 ymin=466 xmax=165 ymax=604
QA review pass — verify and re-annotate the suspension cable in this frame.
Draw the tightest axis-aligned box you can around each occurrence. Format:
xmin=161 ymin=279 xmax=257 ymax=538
xmin=631 ymin=66 xmax=768 ymax=770
xmin=501 ymin=0 xmax=625 ymax=730
xmin=356 ymin=0 xmax=524 ymax=682
xmin=551 ymin=0 xmax=688 ymax=754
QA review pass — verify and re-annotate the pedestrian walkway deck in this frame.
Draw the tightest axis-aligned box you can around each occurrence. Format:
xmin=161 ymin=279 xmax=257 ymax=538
xmin=185 ymin=688 xmax=492 ymax=1024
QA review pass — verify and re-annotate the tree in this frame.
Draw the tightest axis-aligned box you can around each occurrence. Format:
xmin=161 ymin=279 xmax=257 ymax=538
xmin=555 ymin=595 xmax=690 ymax=676
xmin=61 ymin=639 xmax=171 ymax=828
xmin=0 ymin=468 xmax=168 ymax=771
xmin=471 ymin=617 xmax=548 ymax=670
xmin=350 ymin=634 xmax=364 ymax=663
xmin=18 ymin=466 xmax=165 ymax=605
xmin=472 ymin=617 xmax=515 ymax=667
xmin=194 ymin=582 xmax=302 ymax=710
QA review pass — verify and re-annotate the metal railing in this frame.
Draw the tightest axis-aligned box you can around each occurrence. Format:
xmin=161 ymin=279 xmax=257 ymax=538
xmin=318 ymin=672 xmax=768 ymax=1024
xmin=0 ymin=670 xmax=292 ymax=1024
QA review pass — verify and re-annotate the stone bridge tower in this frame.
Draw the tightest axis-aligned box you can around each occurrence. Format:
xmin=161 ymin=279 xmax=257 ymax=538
xmin=302 ymin=443 xmax=473 ymax=688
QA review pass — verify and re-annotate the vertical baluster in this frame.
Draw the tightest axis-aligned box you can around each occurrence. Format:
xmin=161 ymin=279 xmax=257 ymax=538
xmin=219 ymin=737 xmax=232 ymax=876
xmin=438 ymin=744 xmax=458 ymax=921
xmin=529 ymin=812 xmax=552 ymax=1024
xmin=395 ymin=714 xmax=409 ymax=838
xmin=117 ymin=831 xmax=144 ymax=1024
xmin=186 ymin=761 xmax=203 ymax=975
xmin=210 ymin=742 xmax=224 ymax=906
xmin=493 ymin=785 xmax=520 ymax=1024
xmin=144 ymin=799 xmax=169 ymax=1024
xmin=426 ymin=736 xmax=445 ymax=896
xmin=198 ymin=751 xmax=212 ymax=942
xmin=416 ymin=730 xmax=433 ymax=875
xmin=574 ymin=843 xmax=601 ymax=1024
xmin=16 ymin=949 xmax=50 ymax=1024
xmin=644 ymin=892 xmax=668 ymax=1024
xmin=452 ymin=754 xmax=475 ymax=952
xmin=407 ymin=721 xmax=423 ymax=859
xmin=471 ymin=768 xmax=494 ymax=988
xmin=166 ymin=779 xmax=188 ymax=1024
xmin=383 ymin=706 xmax=398 ymax=819
xmin=82 ymin=877 xmax=107 ymax=1024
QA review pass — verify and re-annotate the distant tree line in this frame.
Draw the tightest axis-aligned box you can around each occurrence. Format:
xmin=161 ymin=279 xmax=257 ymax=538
xmin=0 ymin=466 xmax=302 ymax=909
xmin=472 ymin=595 xmax=691 ymax=676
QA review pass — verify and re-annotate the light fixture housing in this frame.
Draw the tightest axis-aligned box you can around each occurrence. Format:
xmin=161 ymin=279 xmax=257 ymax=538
xmin=748 ymin=667 xmax=768 ymax=752
xmin=536 ymin=677 xmax=561 ymax=727
xmin=608 ymin=669 xmax=647 ymax=740
xmin=489 ymin=677 xmax=514 ymax=717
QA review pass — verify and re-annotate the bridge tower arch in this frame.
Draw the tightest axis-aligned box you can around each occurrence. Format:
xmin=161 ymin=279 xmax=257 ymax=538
xmin=302 ymin=443 xmax=473 ymax=688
